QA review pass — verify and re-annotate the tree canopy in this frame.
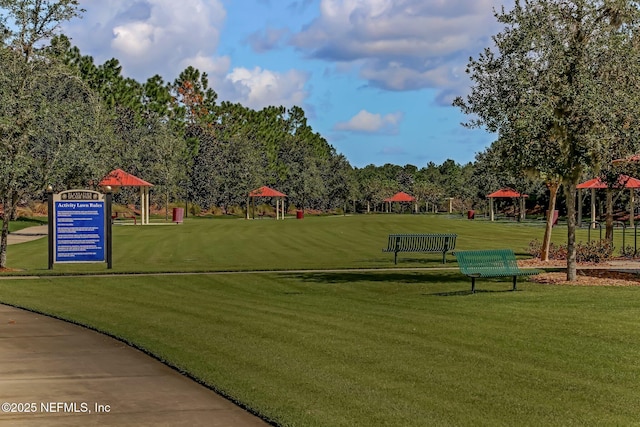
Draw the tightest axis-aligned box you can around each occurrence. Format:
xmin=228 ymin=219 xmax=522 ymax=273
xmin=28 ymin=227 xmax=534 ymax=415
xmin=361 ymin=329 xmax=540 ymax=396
xmin=455 ymin=0 xmax=640 ymax=279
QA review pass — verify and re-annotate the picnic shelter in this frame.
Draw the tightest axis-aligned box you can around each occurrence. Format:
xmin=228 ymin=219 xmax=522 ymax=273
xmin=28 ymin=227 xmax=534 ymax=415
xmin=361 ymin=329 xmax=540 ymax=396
xmin=249 ymin=186 xmax=287 ymax=220
xmin=99 ymin=169 xmax=153 ymax=225
xmin=487 ymin=188 xmax=528 ymax=221
xmin=384 ymin=191 xmax=416 ymax=213
xmin=577 ymin=175 xmax=640 ymax=228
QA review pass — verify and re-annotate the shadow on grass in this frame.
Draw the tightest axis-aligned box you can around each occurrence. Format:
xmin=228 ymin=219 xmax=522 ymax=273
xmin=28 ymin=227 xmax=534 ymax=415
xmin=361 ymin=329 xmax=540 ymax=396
xmin=429 ymin=289 xmax=519 ymax=297
xmin=284 ymin=271 xmax=464 ymax=285
xmin=380 ymin=256 xmax=457 ymax=266
xmin=15 ymin=217 xmax=47 ymax=225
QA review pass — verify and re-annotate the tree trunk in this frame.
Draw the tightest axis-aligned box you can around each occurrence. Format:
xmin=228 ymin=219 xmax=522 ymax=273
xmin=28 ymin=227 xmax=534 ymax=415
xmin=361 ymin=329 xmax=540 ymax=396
xmin=10 ymin=192 xmax=19 ymax=221
xmin=0 ymin=192 xmax=14 ymax=268
xmin=165 ymin=190 xmax=169 ymax=222
xmin=605 ymin=189 xmax=614 ymax=241
xmin=564 ymin=182 xmax=578 ymax=281
xmin=541 ymin=181 xmax=560 ymax=261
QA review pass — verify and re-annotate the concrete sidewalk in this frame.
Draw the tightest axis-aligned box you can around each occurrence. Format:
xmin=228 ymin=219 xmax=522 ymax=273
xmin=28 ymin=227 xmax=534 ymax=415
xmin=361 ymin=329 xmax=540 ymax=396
xmin=7 ymin=225 xmax=48 ymax=245
xmin=0 ymin=304 xmax=270 ymax=426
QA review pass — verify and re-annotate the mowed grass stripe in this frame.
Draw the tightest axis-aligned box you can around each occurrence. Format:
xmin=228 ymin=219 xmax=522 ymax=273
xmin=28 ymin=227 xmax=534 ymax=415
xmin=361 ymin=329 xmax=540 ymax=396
xmin=7 ymin=214 xmax=564 ymax=273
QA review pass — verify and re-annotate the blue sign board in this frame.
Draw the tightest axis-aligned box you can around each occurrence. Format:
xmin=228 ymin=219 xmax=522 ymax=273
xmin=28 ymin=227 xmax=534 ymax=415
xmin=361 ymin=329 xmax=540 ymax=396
xmin=54 ymin=198 xmax=105 ymax=263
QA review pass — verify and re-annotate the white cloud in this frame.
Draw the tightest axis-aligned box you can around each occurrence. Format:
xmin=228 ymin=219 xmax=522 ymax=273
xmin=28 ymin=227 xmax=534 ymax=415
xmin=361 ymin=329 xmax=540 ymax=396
xmin=334 ymin=110 xmax=403 ymax=134
xmin=69 ymin=0 xmax=226 ymax=81
xmin=291 ymin=0 xmax=508 ymax=100
xmin=221 ymin=67 xmax=310 ymax=110
xmin=67 ymin=1 xmax=311 ymax=110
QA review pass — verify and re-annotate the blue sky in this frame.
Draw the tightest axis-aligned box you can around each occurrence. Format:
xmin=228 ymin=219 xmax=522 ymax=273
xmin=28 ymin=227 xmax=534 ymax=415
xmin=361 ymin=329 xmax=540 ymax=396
xmin=63 ymin=0 xmax=511 ymax=168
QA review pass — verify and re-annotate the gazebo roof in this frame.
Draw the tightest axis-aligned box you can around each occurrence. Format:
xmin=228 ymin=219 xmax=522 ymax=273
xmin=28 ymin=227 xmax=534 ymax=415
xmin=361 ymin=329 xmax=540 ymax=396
xmin=249 ymin=186 xmax=287 ymax=197
xmin=384 ymin=191 xmax=416 ymax=202
xmin=577 ymin=175 xmax=640 ymax=189
xmin=99 ymin=169 xmax=153 ymax=187
xmin=487 ymin=188 xmax=528 ymax=198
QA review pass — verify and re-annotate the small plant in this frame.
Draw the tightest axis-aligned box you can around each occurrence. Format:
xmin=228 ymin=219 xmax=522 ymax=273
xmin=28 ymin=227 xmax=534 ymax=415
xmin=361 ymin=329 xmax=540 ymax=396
xmin=527 ymin=239 xmax=542 ymax=258
xmin=620 ymin=245 xmax=636 ymax=259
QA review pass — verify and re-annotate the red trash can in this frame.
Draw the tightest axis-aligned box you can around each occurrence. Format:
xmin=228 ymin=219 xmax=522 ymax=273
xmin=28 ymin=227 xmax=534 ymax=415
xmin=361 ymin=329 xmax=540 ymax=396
xmin=172 ymin=207 xmax=184 ymax=224
xmin=296 ymin=210 xmax=304 ymax=219
xmin=467 ymin=210 xmax=475 ymax=220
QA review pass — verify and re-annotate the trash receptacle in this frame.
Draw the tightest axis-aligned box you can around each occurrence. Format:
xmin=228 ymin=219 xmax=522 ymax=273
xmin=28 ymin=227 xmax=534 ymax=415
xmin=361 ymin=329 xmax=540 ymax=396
xmin=172 ymin=207 xmax=184 ymax=224
xmin=467 ymin=210 xmax=475 ymax=220
xmin=296 ymin=210 xmax=304 ymax=219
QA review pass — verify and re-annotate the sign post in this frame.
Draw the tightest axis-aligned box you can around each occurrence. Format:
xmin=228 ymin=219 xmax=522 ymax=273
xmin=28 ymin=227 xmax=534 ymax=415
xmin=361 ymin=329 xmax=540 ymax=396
xmin=48 ymin=189 xmax=112 ymax=269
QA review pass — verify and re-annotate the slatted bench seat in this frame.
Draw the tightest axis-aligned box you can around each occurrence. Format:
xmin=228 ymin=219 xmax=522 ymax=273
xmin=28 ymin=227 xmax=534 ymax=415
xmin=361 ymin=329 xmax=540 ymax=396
xmin=383 ymin=233 xmax=457 ymax=264
xmin=455 ymin=249 xmax=541 ymax=293
xmin=111 ymin=211 xmax=137 ymax=225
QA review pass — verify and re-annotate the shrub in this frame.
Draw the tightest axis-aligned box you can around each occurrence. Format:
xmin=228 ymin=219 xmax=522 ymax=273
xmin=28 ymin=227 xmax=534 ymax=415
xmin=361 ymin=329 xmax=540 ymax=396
xmin=527 ymin=239 xmax=542 ymax=258
xmin=189 ymin=204 xmax=202 ymax=216
xmin=575 ymin=240 xmax=614 ymax=263
xmin=527 ymin=239 xmax=614 ymax=263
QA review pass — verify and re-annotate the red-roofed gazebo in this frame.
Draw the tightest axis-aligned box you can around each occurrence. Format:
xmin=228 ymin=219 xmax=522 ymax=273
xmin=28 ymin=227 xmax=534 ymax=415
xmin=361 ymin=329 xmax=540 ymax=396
xmin=99 ymin=169 xmax=153 ymax=225
xmin=577 ymin=175 xmax=640 ymax=227
xmin=249 ymin=186 xmax=287 ymax=220
xmin=487 ymin=188 xmax=528 ymax=221
xmin=384 ymin=191 xmax=416 ymax=203
xmin=383 ymin=191 xmax=416 ymax=213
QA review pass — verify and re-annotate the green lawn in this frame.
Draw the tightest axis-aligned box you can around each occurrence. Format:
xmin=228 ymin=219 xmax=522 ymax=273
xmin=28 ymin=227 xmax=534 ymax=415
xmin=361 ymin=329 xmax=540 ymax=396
xmin=1 ymin=273 xmax=640 ymax=426
xmin=6 ymin=214 xmax=578 ymax=274
xmin=2 ymin=214 xmax=640 ymax=426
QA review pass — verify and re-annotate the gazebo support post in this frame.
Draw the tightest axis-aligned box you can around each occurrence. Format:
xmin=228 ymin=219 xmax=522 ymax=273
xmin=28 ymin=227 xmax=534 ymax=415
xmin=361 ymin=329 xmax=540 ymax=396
xmin=630 ymin=189 xmax=635 ymax=228
xmin=591 ymin=188 xmax=596 ymax=229
xmin=490 ymin=198 xmax=494 ymax=221
xmin=140 ymin=187 xmax=145 ymax=225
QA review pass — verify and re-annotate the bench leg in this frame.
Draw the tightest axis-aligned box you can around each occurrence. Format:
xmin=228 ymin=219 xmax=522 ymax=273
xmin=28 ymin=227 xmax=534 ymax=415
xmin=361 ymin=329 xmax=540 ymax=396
xmin=471 ymin=277 xmax=476 ymax=293
xmin=442 ymin=251 xmax=446 ymax=264
xmin=512 ymin=276 xmax=517 ymax=291
xmin=394 ymin=251 xmax=398 ymax=265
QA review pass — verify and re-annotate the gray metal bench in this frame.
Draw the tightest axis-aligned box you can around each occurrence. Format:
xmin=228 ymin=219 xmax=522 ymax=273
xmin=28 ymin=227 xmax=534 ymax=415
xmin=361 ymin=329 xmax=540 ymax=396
xmin=383 ymin=233 xmax=457 ymax=264
xmin=455 ymin=249 xmax=541 ymax=293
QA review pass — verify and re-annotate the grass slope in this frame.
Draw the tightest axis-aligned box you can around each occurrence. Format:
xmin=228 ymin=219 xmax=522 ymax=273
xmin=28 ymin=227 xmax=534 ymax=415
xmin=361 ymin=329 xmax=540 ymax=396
xmin=1 ymin=273 xmax=640 ymax=426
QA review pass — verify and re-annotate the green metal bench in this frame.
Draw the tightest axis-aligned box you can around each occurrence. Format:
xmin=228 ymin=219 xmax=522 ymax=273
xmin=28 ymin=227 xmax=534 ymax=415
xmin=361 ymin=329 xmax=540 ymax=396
xmin=455 ymin=249 xmax=541 ymax=293
xmin=383 ymin=233 xmax=457 ymax=264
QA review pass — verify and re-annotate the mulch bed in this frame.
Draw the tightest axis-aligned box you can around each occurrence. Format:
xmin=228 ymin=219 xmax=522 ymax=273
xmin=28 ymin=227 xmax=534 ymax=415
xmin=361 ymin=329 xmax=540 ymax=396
xmin=518 ymin=259 xmax=640 ymax=286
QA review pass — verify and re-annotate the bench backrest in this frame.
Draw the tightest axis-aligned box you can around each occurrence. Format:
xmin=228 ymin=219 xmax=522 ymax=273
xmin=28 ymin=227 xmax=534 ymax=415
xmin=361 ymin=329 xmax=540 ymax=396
xmin=455 ymin=249 xmax=520 ymax=275
xmin=387 ymin=234 xmax=457 ymax=251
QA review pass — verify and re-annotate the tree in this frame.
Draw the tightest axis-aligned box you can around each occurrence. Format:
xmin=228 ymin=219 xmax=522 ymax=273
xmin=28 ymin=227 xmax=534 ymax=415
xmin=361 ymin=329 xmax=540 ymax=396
xmin=454 ymin=0 xmax=640 ymax=280
xmin=0 ymin=0 xmax=83 ymax=61
xmin=0 ymin=0 xmax=96 ymax=268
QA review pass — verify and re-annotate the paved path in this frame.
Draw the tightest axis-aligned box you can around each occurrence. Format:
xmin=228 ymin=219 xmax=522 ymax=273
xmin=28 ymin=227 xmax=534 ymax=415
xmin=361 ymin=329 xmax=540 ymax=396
xmin=0 ymin=304 xmax=270 ymax=426
xmin=7 ymin=225 xmax=48 ymax=245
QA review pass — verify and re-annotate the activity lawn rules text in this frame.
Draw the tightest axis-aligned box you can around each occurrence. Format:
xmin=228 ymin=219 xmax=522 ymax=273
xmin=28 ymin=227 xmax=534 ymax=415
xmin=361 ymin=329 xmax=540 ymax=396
xmin=48 ymin=190 xmax=112 ymax=268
